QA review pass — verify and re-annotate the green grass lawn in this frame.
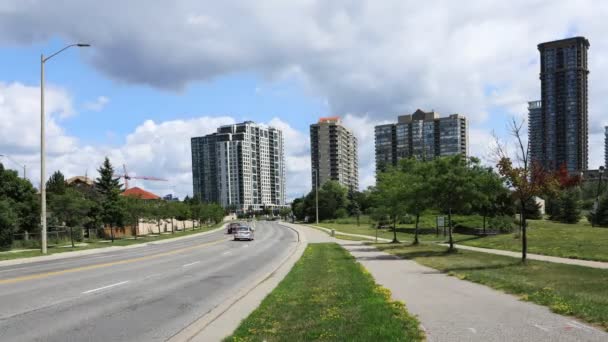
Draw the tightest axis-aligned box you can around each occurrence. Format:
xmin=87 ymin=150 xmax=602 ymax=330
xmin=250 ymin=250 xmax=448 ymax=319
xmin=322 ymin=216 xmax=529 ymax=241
xmin=0 ymin=223 xmax=225 ymax=261
xmin=315 ymin=221 xmax=469 ymax=244
xmin=375 ymin=242 xmax=608 ymax=330
xmin=456 ymin=219 xmax=608 ymax=262
xmin=226 ymin=243 xmax=424 ymax=342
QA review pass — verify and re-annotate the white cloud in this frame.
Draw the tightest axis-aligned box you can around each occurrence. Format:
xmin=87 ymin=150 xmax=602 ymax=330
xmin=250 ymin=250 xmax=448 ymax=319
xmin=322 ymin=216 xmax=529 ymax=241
xmin=83 ymin=96 xmax=109 ymax=112
xmin=1 ymin=1 xmax=608 ymax=194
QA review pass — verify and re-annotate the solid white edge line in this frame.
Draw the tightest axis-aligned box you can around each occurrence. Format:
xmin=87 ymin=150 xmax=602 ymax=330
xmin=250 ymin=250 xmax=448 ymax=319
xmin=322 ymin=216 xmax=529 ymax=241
xmin=182 ymin=261 xmax=201 ymax=268
xmin=82 ymin=280 xmax=130 ymax=294
xmin=533 ymin=324 xmax=549 ymax=332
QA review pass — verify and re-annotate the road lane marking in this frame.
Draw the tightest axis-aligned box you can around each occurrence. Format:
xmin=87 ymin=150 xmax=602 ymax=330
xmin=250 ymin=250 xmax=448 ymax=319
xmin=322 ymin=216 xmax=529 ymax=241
xmin=568 ymin=320 xmax=600 ymax=332
xmin=566 ymin=322 xmax=581 ymax=330
xmin=467 ymin=328 xmax=477 ymax=334
xmin=533 ymin=324 xmax=549 ymax=332
xmin=182 ymin=261 xmax=200 ymax=267
xmin=83 ymin=281 xmax=129 ymax=294
xmin=0 ymin=238 xmax=229 ymax=285
xmin=222 ymin=251 xmax=232 ymax=256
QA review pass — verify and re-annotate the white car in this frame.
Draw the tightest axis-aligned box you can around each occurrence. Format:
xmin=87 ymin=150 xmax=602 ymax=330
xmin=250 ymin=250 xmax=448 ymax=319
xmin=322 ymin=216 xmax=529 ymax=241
xmin=234 ymin=226 xmax=254 ymax=241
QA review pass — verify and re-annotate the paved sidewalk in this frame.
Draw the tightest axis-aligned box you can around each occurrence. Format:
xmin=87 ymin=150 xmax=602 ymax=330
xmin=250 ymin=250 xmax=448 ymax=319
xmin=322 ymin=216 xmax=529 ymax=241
xmin=442 ymin=243 xmax=608 ymax=270
xmin=286 ymin=223 xmax=608 ymax=342
xmin=309 ymin=224 xmax=391 ymax=242
xmin=308 ymin=223 xmax=608 ymax=270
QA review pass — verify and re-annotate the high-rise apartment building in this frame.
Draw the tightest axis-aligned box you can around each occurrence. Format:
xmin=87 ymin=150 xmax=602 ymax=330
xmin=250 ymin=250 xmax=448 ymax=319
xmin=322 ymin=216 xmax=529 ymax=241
xmin=310 ymin=117 xmax=358 ymax=191
xmin=191 ymin=121 xmax=285 ymax=211
xmin=375 ymin=109 xmax=468 ymax=172
xmin=528 ymin=100 xmax=543 ymax=164
xmin=605 ymin=126 xmax=608 ymax=168
xmin=530 ymin=37 xmax=590 ymax=172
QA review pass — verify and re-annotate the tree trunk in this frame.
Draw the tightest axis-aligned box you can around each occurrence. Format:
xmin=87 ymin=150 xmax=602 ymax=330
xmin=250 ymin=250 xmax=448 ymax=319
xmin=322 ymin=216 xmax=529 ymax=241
xmin=392 ymin=215 xmax=399 ymax=243
xmin=69 ymin=226 xmax=74 ymax=248
xmin=521 ymin=200 xmax=527 ymax=263
xmin=110 ymin=225 xmax=114 ymax=243
xmin=413 ymin=213 xmax=420 ymax=245
xmin=171 ymin=217 xmax=175 ymax=234
xmin=448 ymin=208 xmax=454 ymax=251
xmin=483 ymin=212 xmax=486 ymax=235
xmin=357 ymin=214 xmax=360 ymax=226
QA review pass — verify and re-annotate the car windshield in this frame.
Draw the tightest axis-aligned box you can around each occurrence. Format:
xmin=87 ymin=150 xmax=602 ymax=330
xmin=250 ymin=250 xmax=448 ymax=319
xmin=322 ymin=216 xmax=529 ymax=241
xmin=237 ymin=227 xmax=250 ymax=232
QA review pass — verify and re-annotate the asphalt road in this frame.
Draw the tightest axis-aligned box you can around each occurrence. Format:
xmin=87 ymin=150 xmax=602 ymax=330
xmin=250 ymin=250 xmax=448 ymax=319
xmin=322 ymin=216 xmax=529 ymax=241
xmin=0 ymin=221 xmax=298 ymax=342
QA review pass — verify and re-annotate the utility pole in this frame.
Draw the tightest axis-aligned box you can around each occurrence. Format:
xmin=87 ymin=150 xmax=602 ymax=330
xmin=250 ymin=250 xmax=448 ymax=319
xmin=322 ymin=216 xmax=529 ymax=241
xmin=592 ymin=166 xmax=605 ymax=227
xmin=313 ymin=168 xmax=319 ymax=225
xmin=40 ymin=43 xmax=90 ymax=254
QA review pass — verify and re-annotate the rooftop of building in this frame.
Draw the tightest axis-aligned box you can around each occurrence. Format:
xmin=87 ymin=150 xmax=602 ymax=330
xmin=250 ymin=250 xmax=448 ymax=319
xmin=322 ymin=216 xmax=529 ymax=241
xmin=318 ymin=116 xmax=341 ymax=124
xmin=121 ymin=186 xmax=160 ymax=200
xmin=538 ymin=36 xmax=589 ymax=49
xmin=66 ymin=176 xmax=94 ymax=186
xmin=396 ymin=109 xmax=465 ymax=124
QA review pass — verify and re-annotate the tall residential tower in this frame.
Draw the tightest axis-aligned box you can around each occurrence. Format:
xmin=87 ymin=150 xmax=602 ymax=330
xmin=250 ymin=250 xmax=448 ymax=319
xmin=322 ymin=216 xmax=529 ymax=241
xmin=530 ymin=37 xmax=590 ymax=172
xmin=310 ymin=117 xmax=358 ymax=191
xmin=375 ymin=110 xmax=468 ymax=172
xmin=191 ymin=121 xmax=286 ymax=211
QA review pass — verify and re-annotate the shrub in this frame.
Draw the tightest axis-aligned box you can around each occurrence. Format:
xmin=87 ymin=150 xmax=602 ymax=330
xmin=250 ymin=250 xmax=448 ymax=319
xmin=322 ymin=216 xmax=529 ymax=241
xmin=488 ymin=215 xmax=514 ymax=233
xmin=335 ymin=208 xmax=348 ymax=218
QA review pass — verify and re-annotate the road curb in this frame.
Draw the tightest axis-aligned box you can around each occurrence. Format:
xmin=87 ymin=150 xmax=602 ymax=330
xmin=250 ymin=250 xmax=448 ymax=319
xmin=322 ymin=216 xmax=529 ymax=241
xmin=0 ymin=223 xmax=229 ymax=268
xmin=168 ymin=221 xmax=307 ymax=342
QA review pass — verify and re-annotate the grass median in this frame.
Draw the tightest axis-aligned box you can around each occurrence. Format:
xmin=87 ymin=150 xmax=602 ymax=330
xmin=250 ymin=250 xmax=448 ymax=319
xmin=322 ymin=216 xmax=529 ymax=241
xmin=375 ymin=242 xmax=608 ymax=330
xmin=225 ymin=243 xmax=424 ymax=342
xmin=0 ymin=223 xmax=225 ymax=261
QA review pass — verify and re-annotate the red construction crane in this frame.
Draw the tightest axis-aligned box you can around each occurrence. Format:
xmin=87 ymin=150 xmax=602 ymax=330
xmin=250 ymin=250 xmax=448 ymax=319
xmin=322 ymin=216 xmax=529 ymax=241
xmin=113 ymin=164 xmax=168 ymax=190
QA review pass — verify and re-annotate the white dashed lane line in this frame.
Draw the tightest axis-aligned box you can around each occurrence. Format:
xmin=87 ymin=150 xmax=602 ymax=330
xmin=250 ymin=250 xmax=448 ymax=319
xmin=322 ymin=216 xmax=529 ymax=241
xmin=82 ymin=281 xmax=130 ymax=294
xmin=182 ymin=261 xmax=200 ymax=268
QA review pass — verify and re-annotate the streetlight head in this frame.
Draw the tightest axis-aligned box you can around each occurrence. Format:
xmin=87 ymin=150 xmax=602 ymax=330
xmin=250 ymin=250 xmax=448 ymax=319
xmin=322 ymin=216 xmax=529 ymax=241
xmin=600 ymin=166 xmax=606 ymax=174
xmin=77 ymin=43 xmax=91 ymax=47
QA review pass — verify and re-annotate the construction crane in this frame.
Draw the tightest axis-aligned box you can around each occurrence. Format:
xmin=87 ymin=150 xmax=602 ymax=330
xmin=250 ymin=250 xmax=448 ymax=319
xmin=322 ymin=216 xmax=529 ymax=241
xmin=113 ymin=164 xmax=168 ymax=190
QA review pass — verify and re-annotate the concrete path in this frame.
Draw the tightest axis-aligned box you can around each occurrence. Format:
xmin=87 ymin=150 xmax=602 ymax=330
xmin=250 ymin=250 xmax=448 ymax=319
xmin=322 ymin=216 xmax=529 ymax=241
xmin=286 ymin=223 xmax=608 ymax=342
xmin=309 ymin=224 xmax=391 ymax=242
xmin=443 ymin=243 xmax=608 ymax=269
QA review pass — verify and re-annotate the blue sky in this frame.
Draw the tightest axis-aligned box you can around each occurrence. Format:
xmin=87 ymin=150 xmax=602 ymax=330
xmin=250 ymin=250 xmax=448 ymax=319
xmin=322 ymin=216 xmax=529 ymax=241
xmin=0 ymin=1 xmax=606 ymax=199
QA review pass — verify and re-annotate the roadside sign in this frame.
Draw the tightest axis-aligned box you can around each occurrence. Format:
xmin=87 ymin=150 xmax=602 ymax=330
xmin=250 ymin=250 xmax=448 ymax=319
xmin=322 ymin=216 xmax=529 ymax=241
xmin=437 ymin=216 xmax=445 ymax=227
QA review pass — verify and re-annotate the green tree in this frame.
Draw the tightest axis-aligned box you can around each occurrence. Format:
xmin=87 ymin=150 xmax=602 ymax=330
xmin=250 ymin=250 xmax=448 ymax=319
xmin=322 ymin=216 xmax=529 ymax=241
xmin=0 ymin=163 xmax=38 ymax=236
xmin=0 ymin=200 xmax=17 ymax=249
xmin=94 ymin=157 xmax=124 ymax=241
xmin=558 ymin=188 xmax=582 ymax=224
xmin=373 ymin=168 xmax=408 ymax=243
xmin=430 ymin=156 xmax=481 ymax=251
xmin=291 ymin=197 xmax=306 ymax=221
xmin=46 ymin=170 xmax=67 ymax=195
xmin=398 ymin=159 xmax=433 ymax=245
xmin=347 ymin=188 xmax=362 ymax=226
xmin=123 ymin=197 xmax=146 ymax=238
xmin=471 ymin=165 xmax=507 ymax=234
xmin=175 ymin=202 xmax=191 ymax=231
xmin=494 ymin=118 xmax=557 ymax=262
xmin=48 ymin=187 xmax=93 ymax=246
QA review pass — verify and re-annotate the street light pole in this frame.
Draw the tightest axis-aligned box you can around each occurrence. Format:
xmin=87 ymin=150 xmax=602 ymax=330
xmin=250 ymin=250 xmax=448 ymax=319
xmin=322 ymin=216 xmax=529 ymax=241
xmin=40 ymin=53 xmax=47 ymax=254
xmin=593 ymin=166 xmax=605 ymax=227
xmin=40 ymin=43 xmax=90 ymax=254
xmin=313 ymin=168 xmax=319 ymax=225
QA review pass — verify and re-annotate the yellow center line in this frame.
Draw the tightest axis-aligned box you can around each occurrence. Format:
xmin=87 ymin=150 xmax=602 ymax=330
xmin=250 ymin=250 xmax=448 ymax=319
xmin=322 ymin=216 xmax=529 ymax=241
xmin=0 ymin=238 xmax=229 ymax=285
